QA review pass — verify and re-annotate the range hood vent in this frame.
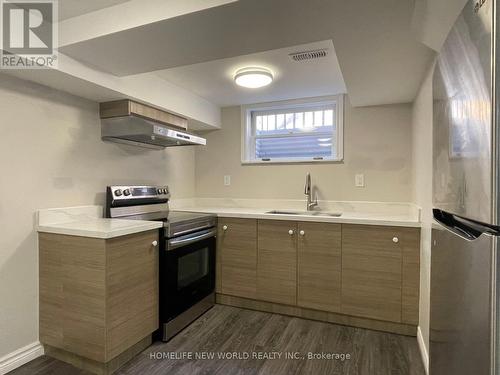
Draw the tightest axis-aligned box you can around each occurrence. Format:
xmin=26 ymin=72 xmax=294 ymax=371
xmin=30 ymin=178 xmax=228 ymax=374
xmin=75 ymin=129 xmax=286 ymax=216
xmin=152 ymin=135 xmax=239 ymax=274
xmin=100 ymin=100 xmax=206 ymax=149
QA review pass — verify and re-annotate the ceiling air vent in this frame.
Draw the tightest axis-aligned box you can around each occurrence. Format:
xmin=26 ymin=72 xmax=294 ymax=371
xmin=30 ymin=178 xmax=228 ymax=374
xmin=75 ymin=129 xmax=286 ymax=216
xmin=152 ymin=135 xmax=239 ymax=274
xmin=289 ymin=49 xmax=328 ymax=62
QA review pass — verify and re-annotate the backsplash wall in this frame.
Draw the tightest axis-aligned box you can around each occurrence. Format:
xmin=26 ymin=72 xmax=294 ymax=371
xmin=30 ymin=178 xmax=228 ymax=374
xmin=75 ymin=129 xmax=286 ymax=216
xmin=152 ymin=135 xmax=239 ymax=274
xmin=195 ymin=98 xmax=413 ymax=202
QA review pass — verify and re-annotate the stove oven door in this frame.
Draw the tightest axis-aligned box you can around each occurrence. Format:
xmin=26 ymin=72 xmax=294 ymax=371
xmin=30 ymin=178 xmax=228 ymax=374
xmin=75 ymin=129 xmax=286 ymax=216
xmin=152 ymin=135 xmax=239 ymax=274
xmin=162 ymin=229 xmax=216 ymax=322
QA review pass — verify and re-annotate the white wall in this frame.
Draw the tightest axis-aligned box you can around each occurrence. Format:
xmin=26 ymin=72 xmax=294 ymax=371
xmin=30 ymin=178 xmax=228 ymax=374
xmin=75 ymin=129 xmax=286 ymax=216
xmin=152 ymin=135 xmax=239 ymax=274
xmin=195 ymin=98 xmax=413 ymax=202
xmin=411 ymin=61 xmax=435 ymax=370
xmin=0 ymin=74 xmax=196 ymax=359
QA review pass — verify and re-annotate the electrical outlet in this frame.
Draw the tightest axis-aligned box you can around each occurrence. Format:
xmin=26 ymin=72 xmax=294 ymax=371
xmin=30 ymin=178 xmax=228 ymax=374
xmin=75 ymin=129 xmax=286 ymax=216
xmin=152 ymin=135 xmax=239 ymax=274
xmin=224 ymin=175 xmax=231 ymax=186
xmin=355 ymin=174 xmax=365 ymax=187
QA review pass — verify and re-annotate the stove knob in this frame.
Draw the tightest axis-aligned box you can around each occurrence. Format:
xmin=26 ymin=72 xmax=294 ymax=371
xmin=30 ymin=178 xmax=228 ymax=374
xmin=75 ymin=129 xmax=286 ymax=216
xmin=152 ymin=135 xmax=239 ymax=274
xmin=164 ymin=188 xmax=169 ymax=195
xmin=157 ymin=188 xmax=163 ymax=195
xmin=114 ymin=189 xmax=123 ymax=197
xmin=123 ymin=189 xmax=131 ymax=196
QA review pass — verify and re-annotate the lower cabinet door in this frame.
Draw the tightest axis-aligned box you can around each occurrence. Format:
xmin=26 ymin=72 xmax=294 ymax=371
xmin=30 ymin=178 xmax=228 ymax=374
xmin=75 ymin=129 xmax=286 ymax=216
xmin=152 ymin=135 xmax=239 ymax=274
xmin=297 ymin=222 xmax=341 ymax=312
xmin=341 ymin=224 xmax=402 ymax=322
xmin=218 ymin=218 xmax=257 ymax=299
xmin=106 ymin=230 xmax=159 ymax=360
xmin=257 ymin=220 xmax=297 ymax=305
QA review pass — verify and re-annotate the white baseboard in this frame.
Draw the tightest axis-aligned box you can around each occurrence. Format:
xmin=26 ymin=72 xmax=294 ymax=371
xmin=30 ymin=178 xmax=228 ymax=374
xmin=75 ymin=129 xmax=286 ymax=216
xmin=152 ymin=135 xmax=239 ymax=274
xmin=417 ymin=326 xmax=429 ymax=375
xmin=0 ymin=342 xmax=44 ymax=375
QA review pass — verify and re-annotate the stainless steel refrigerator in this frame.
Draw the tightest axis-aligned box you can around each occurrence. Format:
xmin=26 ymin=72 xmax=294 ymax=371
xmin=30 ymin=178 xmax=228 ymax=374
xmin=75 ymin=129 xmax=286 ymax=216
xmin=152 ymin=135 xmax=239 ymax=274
xmin=430 ymin=0 xmax=500 ymax=374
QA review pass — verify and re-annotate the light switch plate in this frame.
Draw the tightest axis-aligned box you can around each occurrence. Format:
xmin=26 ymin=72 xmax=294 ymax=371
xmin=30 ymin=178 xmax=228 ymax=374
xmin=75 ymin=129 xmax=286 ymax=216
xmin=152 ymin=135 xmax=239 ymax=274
xmin=224 ymin=175 xmax=231 ymax=186
xmin=355 ymin=174 xmax=365 ymax=187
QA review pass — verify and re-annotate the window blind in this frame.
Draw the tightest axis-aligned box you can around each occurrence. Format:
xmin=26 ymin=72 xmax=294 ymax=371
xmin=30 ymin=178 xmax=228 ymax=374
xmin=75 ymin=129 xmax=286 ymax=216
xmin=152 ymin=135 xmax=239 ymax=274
xmin=251 ymin=104 xmax=337 ymax=161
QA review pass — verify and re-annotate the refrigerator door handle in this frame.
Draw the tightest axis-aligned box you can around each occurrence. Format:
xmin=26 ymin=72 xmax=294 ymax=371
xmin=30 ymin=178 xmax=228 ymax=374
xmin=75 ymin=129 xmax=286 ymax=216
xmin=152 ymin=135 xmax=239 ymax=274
xmin=433 ymin=209 xmax=500 ymax=240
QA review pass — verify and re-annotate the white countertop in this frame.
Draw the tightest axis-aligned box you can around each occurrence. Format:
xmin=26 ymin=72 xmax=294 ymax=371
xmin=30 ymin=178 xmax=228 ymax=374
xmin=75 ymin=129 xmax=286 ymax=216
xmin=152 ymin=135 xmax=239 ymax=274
xmin=37 ymin=218 xmax=163 ymax=239
xmin=36 ymin=205 xmax=163 ymax=239
xmin=36 ymin=199 xmax=420 ymax=240
xmin=173 ymin=206 xmax=420 ymax=227
xmin=171 ymin=199 xmax=421 ymax=228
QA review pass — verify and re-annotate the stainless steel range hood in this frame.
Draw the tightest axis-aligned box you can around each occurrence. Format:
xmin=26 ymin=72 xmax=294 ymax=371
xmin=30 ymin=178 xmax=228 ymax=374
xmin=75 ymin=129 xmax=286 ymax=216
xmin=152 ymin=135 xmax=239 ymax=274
xmin=101 ymin=116 xmax=206 ymax=149
xmin=100 ymin=100 xmax=206 ymax=149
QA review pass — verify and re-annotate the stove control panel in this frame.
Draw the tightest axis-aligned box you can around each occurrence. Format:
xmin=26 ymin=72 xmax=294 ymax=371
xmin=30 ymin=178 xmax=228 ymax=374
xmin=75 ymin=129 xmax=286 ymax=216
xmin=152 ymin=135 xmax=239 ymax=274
xmin=108 ymin=185 xmax=170 ymax=201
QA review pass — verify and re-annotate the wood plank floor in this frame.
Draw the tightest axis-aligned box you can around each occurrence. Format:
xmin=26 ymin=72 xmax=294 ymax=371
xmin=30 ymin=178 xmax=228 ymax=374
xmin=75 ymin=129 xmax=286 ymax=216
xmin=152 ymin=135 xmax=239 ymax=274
xmin=10 ymin=305 xmax=425 ymax=375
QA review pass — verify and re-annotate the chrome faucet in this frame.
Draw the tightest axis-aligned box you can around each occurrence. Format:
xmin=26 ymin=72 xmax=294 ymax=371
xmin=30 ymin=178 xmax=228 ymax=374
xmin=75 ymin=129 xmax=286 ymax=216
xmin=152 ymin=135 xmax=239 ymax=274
xmin=304 ymin=173 xmax=318 ymax=211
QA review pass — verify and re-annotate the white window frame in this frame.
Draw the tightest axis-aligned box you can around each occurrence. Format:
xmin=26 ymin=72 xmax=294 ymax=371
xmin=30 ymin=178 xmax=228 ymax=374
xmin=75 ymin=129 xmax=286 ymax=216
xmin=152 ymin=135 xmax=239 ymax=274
xmin=241 ymin=95 xmax=344 ymax=164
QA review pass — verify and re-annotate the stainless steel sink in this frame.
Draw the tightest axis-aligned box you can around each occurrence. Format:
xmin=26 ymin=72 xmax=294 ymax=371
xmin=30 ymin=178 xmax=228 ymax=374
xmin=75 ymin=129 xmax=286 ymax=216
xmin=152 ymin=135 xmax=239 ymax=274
xmin=266 ymin=210 xmax=302 ymax=215
xmin=266 ymin=210 xmax=342 ymax=217
xmin=311 ymin=212 xmax=342 ymax=217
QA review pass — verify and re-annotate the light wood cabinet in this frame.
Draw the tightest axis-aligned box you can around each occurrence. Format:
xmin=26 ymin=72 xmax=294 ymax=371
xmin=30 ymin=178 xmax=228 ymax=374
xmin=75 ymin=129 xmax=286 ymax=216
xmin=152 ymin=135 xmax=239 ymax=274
xmin=39 ymin=230 xmax=159 ymax=369
xmin=400 ymin=228 xmax=420 ymax=325
xmin=297 ymin=222 xmax=342 ymax=313
xmin=257 ymin=220 xmax=297 ymax=305
xmin=99 ymin=99 xmax=188 ymax=130
xmin=217 ymin=218 xmax=257 ymax=299
xmin=105 ymin=232 xmax=159 ymax=360
xmin=216 ymin=218 xmax=420 ymax=333
xmin=341 ymin=224 xmax=420 ymax=323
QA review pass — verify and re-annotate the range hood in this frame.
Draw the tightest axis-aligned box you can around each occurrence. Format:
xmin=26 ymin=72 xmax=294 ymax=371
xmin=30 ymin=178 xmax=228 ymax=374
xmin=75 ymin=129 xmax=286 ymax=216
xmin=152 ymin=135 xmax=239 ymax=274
xmin=100 ymin=100 xmax=206 ymax=149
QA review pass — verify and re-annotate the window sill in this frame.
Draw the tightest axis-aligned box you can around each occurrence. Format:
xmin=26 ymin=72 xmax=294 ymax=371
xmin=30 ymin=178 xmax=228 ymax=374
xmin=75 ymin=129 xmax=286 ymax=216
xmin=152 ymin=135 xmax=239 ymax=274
xmin=241 ymin=158 xmax=344 ymax=166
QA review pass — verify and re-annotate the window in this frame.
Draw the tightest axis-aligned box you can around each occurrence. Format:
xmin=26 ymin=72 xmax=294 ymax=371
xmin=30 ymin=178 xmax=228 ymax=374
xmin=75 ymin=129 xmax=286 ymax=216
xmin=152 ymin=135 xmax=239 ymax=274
xmin=241 ymin=95 xmax=344 ymax=164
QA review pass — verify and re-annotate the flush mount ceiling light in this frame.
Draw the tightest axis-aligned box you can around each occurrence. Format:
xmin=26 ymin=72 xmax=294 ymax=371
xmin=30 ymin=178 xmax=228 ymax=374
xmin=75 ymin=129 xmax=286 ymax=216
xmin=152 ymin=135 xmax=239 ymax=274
xmin=234 ymin=67 xmax=273 ymax=88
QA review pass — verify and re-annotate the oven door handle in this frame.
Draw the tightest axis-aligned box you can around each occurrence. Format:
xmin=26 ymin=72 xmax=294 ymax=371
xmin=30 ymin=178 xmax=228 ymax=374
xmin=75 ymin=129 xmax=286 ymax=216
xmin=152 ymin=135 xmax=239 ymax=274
xmin=168 ymin=228 xmax=217 ymax=250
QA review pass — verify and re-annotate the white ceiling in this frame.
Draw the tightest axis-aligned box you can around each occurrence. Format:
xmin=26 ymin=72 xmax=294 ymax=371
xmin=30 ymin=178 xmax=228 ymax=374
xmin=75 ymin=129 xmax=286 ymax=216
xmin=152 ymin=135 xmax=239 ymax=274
xmin=59 ymin=0 xmax=434 ymax=107
xmin=58 ymin=0 xmax=131 ymax=21
xmin=155 ymin=40 xmax=346 ymax=107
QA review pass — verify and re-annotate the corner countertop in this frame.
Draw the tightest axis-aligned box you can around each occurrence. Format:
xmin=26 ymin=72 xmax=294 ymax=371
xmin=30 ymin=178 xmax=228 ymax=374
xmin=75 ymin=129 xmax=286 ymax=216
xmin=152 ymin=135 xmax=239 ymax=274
xmin=36 ymin=205 xmax=163 ymax=239
xmin=171 ymin=199 xmax=421 ymax=228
